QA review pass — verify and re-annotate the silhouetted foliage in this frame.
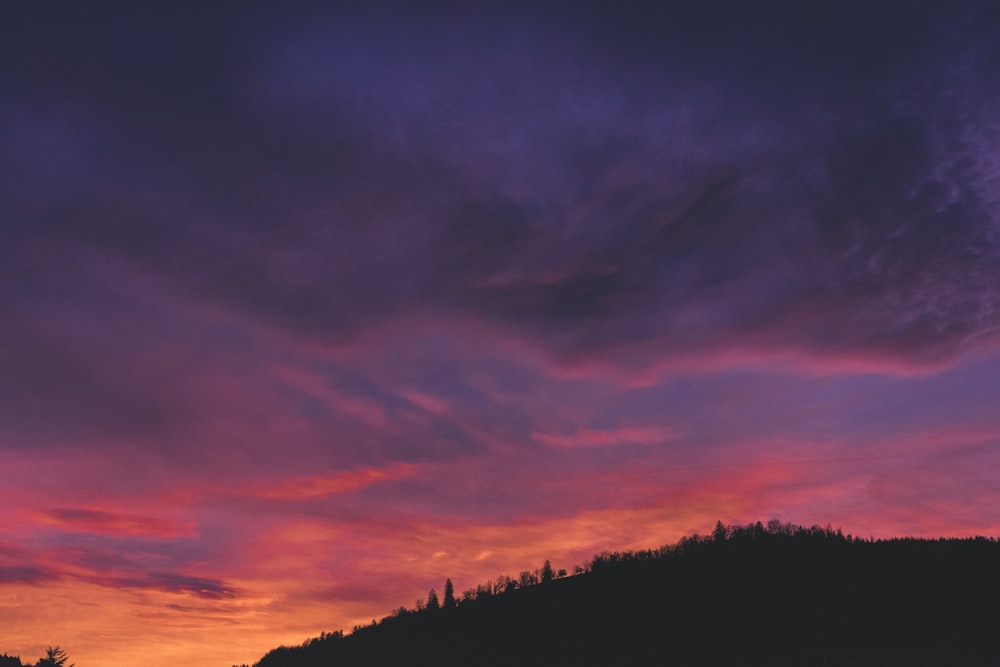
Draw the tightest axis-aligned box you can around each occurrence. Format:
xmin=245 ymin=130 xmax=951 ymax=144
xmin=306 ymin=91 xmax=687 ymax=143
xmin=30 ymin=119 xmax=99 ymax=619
xmin=713 ymin=519 xmax=728 ymax=542
xmin=442 ymin=579 xmax=455 ymax=609
xmin=249 ymin=521 xmax=1000 ymax=667
xmin=36 ymin=647 xmax=72 ymax=667
xmin=425 ymin=588 xmax=439 ymax=611
xmin=0 ymin=653 xmax=23 ymax=667
xmin=540 ymin=559 xmax=553 ymax=583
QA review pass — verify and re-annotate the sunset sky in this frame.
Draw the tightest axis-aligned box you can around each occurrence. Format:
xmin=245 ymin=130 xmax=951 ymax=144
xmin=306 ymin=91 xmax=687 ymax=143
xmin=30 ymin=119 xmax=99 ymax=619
xmin=4 ymin=3 xmax=1000 ymax=666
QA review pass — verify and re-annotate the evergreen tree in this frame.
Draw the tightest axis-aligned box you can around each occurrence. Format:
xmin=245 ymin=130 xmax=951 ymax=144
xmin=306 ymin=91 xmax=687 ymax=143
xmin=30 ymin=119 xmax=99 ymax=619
xmin=713 ymin=520 xmax=728 ymax=543
xmin=541 ymin=559 xmax=554 ymax=583
xmin=36 ymin=647 xmax=72 ymax=667
xmin=443 ymin=578 xmax=456 ymax=608
xmin=426 ymin=588 xmax=440 ymax=611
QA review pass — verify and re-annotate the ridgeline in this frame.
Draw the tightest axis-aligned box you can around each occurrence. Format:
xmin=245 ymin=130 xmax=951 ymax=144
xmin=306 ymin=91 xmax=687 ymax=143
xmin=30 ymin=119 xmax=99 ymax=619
xmin=240 ymin=521 xmax=1000 ymax=667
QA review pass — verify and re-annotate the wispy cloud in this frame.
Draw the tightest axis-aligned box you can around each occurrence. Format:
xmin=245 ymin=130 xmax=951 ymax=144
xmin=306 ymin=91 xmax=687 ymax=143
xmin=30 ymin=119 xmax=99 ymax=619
xmin=36 ymin=509 xmax=195 ymax=539
xmin=251 ymin=464 xmax=420 ymax=500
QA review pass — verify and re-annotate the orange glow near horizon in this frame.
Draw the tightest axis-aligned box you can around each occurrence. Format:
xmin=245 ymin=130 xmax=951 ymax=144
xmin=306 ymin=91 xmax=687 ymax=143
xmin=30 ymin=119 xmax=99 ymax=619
xmin=5 ymin=458 xmax=998 ymax=667
xmin=5 ymin=407 xmax=1000 ymax=667
xmin=0 ymin=507 xmax=762 ymax=667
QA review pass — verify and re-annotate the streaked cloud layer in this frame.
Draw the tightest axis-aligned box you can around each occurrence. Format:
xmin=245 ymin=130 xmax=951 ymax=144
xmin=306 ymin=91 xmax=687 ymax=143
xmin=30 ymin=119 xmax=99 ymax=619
xmin=3 ymin=3 xmax=1000 ymax=666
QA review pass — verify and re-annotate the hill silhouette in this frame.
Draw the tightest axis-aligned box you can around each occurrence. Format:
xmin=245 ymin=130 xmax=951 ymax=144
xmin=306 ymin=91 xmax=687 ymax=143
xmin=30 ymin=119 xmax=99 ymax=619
xmin=241 ymin=521 xmax=1000 ymax=667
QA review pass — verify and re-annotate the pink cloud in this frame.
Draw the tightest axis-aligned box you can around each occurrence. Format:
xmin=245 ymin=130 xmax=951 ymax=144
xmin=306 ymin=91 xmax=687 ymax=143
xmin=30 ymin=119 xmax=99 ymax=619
xmin=268 ymin=362 xmax=390 ymax=430
xmin=250 ymin=463 xmax=420 ymax=500
xmin=400 ymin=389 xmax=451 ymax=416
xmin=34 ymin=509 xmax=195 ymax=539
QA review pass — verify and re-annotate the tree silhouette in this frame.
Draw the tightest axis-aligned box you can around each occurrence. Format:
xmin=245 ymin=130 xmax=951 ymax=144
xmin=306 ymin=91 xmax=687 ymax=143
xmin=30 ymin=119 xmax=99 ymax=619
xmin=443 ymin=579 xmax=456 ymax=609
xmin=541 ymin=559 xmax=554 ymax=583
xmin=426 ymin=588 xmax=440 ymax=611
xmin=713 ymin=520 xmax=728 ymax=543
xmin=36 ymin=647 xmax=72 ymax=667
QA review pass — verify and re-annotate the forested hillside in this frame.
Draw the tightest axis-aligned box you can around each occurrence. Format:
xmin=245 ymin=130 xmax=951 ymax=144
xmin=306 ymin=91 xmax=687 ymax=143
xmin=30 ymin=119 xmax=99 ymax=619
xmin=243 ymin=521 xmax=1000 ymax=667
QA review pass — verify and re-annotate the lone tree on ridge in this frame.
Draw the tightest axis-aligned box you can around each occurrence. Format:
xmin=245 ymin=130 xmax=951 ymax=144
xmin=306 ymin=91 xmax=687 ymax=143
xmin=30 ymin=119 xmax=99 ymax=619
xmin=37 ymin=647 xmax=73 ymax=667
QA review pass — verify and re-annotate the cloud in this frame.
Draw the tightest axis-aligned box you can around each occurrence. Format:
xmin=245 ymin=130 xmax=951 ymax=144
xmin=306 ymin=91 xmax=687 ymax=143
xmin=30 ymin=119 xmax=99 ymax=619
xmin=0 ymin=566 xmax=58 ymax=585
xmin=250 ymin=464 xmax=420 ymax=500
xmin=5 ymin=1 xmax=999 ymax=385
xmin=36 ymin=509 xmax=195 ymax=538
xmin=531 ymin=426 xmax=673 ymax=449
xmin=141 ymin=573 xmax=238 ymax=600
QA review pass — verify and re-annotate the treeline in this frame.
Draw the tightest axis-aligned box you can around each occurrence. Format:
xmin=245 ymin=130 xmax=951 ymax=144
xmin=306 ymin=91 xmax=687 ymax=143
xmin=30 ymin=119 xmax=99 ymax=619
xmin=0 ymin=646 xmax=72 ymax=667
xmin=244 ymin=520 xmax=1000 ymax=667
xmin=421 ymin=557 xmax=566 ymax=612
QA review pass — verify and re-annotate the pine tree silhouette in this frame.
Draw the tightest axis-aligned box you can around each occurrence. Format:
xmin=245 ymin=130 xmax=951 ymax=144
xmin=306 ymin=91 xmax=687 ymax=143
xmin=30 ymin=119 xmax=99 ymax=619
xmin=36 ymin=647 xmax=72 ymax=667
xmin=443 ymin=579 xmax=456 ymax=609
xmin=541 ymin=559 xmax=554 ymax=583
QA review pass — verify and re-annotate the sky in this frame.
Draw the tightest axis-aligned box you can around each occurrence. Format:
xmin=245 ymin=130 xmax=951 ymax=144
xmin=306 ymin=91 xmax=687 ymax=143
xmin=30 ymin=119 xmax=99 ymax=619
xmin=3 ymin=2 xmax=1000 ymax=666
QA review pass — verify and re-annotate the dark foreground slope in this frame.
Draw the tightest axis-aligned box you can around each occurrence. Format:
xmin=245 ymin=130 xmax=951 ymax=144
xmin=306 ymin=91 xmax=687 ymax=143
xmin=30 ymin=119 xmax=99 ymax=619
xmin=248 ymin=523 xmax=1000 ymax=667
